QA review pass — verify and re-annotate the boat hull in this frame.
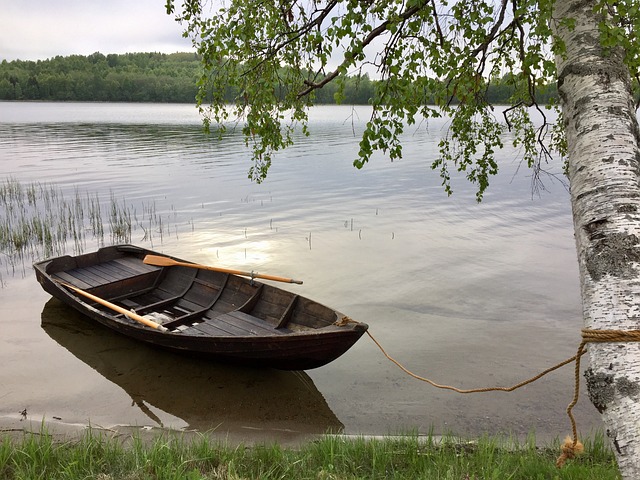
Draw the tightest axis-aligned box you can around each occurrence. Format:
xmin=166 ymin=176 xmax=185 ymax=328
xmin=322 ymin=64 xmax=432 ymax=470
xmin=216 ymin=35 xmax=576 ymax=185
xmin=34 ymin=244 xmax=368 ymax=370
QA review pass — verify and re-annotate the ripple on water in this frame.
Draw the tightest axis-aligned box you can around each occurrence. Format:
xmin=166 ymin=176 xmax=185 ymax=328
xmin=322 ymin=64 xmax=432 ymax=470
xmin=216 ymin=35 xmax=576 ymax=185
xmin=0 ymin=102 xmax=598 ymax=441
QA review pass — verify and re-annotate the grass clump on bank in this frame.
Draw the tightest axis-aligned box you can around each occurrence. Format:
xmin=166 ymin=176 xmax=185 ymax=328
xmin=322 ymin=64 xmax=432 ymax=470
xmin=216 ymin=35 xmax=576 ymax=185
xmin=0 ymin=430 xmax=619 ymax=479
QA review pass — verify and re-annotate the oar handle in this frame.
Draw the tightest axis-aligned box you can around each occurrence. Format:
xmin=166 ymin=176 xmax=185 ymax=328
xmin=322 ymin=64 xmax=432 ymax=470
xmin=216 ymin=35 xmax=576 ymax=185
xmin=143 ymin=255 xmax=303 ymax=284
xmin=57 ymin=281 xmax=168 ymax=332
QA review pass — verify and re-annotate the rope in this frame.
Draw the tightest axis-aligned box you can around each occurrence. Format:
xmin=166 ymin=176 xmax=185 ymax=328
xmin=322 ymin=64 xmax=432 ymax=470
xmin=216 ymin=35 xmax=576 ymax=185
xmin=557 ymin=328 xmax=640 ymax=467
xmin=366 ymin=330 xmax=582 ymax=394
xmin=363 ymin=327 xmax=640 ymax=468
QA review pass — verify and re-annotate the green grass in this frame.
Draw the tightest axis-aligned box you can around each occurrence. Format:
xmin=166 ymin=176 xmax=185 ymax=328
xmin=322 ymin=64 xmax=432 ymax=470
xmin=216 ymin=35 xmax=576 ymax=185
xmin=0 ymin=430 xmax=620 ymax=479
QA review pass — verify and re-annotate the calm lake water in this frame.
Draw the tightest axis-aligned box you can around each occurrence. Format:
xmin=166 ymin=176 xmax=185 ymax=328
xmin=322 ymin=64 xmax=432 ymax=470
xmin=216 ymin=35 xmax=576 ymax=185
xmin=0 ymin=101 xmax=600 ymax=443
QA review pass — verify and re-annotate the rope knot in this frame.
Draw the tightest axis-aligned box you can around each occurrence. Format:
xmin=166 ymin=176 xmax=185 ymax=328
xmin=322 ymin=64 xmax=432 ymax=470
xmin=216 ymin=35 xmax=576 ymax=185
xmin=335 ymin=316 xmax=356 ymax=327
xmin=558 ymin=327 xmax=640 ymax=467
xmin=556 ymin=436 xmax=584 ymax=468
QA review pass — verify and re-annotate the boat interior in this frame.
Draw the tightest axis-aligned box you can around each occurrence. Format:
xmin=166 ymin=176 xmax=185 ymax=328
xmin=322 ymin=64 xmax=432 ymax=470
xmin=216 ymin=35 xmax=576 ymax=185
xmin=46 ymin=253 xmax=338 ymax=336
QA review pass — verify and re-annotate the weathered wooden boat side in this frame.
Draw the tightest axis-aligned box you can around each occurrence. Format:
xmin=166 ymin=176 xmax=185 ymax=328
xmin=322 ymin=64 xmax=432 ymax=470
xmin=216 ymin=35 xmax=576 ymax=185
xmin=33 ymin=244 xmax=368 ymax=370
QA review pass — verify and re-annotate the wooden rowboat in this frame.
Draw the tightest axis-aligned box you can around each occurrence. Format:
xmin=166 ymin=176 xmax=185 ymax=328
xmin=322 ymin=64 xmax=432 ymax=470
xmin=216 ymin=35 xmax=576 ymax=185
xmin=34 ymin=244 xmax=368 ymax=370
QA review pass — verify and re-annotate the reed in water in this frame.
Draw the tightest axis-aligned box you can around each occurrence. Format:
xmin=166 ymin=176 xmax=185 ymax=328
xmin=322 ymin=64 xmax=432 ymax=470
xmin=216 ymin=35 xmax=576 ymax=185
xmin=0 ymin=178 xmax=176 ymax=269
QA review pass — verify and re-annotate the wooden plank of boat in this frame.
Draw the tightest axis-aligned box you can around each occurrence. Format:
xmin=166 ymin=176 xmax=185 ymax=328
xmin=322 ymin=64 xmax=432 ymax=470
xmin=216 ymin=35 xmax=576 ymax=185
xmin=33 ymin=244 xmax=368 ymax=370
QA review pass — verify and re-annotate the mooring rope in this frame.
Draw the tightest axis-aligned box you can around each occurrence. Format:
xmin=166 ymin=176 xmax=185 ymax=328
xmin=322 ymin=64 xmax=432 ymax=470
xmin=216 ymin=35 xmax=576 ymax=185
xmin=557 ymin=328 xmax=640 ymax=467
xmin=365 ymin=331 xmax=583 ymax=393
xmin=362 ymin=327 xmax=640 ymax=468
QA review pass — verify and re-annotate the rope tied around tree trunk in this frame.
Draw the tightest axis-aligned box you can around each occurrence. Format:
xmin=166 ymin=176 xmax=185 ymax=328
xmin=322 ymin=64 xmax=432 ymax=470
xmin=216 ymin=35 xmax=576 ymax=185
xmin=362 ymin=327 xmax=640 ymax=468
xmin=557 ymin=328 xmax=640 ymax=467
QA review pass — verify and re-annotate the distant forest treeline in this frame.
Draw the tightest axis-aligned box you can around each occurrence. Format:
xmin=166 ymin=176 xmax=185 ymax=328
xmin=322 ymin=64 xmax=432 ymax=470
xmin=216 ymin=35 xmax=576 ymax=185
xmin=0 ymin=52 xmax=557 ymax=105
xmin=0 ymin=52 xmax=200 ymax=103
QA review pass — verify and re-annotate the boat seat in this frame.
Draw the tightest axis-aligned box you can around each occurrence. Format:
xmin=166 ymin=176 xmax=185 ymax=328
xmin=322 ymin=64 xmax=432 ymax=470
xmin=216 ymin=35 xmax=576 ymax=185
xmin=52 ymin=257 xmax=161 ymax=290
xmin=184 ymin=311 xmax=290 ymax=337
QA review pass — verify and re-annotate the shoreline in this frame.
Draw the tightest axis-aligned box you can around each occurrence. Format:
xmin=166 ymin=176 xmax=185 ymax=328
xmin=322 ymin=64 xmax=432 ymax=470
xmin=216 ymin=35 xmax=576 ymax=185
xmin=0 ymin=415 xmax=606 ymax=450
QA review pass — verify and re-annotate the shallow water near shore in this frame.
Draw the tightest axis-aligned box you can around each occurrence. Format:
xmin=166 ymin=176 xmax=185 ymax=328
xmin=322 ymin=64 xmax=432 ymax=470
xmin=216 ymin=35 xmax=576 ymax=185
xmin=0 ymin=101 xmax=601 ymax=443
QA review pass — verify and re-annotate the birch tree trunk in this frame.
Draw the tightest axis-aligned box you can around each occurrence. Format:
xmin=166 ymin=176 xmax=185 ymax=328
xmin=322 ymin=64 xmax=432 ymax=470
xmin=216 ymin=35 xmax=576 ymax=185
xmin=554 ymin=1 xmax=640 ymax=477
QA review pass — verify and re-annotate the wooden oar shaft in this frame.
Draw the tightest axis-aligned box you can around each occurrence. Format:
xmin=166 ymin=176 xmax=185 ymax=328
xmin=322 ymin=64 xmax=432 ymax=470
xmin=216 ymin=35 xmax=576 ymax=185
xmin=143 ymin=254 xmax=303 ymax=284
xmin=58 ymin=281 xmax=168 ymax=332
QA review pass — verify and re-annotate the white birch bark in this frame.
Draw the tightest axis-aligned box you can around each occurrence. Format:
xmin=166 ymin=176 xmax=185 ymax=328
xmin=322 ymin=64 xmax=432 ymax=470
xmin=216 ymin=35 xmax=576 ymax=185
xmin=553 ymin=1 xmax=640 ymax=477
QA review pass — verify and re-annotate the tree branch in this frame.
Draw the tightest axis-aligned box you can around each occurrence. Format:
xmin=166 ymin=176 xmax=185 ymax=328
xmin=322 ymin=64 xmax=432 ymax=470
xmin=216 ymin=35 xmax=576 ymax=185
xmin=241 ymin=0 xmax=340 ymax=76
xmin=430 ymin=0 xmax=445 ymax=47
xmin=469 ymin=0 xmax=509 ymax=58
xmin=297 ymin=1 xmax=429 ymax=98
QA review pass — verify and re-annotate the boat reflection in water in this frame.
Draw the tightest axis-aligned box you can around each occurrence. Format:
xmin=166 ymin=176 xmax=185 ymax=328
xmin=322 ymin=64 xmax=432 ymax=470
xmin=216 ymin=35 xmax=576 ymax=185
xmin=41 ymin=298 xmax=344 ymax=441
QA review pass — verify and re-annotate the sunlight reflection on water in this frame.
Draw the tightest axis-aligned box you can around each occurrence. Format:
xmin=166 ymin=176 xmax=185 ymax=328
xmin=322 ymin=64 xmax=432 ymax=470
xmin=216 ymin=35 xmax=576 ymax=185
xmin=0 ymin=102 xmax=600 ymax=441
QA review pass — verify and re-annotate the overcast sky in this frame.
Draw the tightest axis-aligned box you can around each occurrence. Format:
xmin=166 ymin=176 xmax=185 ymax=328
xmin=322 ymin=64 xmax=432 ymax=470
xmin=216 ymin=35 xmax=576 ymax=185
xmin=0 ymin=0 xmax=193 ymax=61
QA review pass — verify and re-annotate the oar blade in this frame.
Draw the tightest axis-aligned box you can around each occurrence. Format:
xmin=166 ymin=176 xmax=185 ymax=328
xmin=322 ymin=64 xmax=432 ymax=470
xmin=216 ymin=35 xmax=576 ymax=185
xmin=143 ymin=254 xmax=179 ymax=267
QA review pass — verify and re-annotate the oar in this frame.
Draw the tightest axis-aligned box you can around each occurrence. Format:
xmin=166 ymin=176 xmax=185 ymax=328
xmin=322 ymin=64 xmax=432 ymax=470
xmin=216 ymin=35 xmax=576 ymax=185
xmin=142 ymin=254 xmax=303 ymax=285
xmin=57 ymin=281 xmax=168 ymax=332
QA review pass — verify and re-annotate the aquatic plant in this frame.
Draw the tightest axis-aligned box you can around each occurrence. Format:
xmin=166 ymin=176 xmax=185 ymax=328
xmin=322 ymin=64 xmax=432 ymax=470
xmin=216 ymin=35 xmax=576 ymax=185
xmin=0 ymin=178 xmax=179 ymax=272
xmin=108 ymin=192 xmax=132 ymax=244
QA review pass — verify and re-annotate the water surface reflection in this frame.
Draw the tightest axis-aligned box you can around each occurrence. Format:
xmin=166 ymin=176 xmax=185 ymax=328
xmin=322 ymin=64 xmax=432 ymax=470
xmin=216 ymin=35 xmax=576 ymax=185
xmin=41 ymin=298 xmax=343 ymax=438
xmin=0 ymin=102 xmax=603 ymax=441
